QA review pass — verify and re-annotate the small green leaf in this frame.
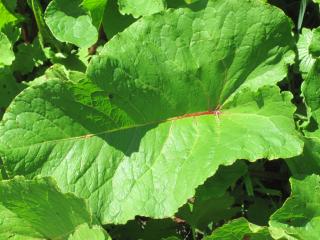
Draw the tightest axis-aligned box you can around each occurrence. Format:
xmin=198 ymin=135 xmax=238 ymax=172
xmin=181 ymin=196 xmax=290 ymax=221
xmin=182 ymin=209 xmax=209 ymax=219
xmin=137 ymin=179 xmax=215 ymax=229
xmin=1 ymin=23 xmax=20 ymax=44
xmin=12 ymin=37 xmax=47 ymax=75
xmin=102 ymin=0 xmax=135 ymax=39
xmin=81 ymin=0 xmax=108 ymax=27
xmin=29 ymin=0 xmax=63 ymax=51
xmin=0 ymin=176 xmax=92 ymax=240
xmin=117 ymin=0 xmax=166 ymax=18
xmin=297 ymin=28 xmax=318 ymax=76
xmin=269 ymin=175 xmax=320 ymax=240
xmin=309 ymin=28 xmax=320 ymax=57
xmin=44 ymin=0 xmax=98 ymax=48
xmin=0 ymin=32 xmax=14 ymax=66
xmin=205 ymin=218 xmax=272 ymax=240
xmin=68 ymin=224 xmax=111 ymax=240
xmin=0 ymin=0 xmax=18 ymax=30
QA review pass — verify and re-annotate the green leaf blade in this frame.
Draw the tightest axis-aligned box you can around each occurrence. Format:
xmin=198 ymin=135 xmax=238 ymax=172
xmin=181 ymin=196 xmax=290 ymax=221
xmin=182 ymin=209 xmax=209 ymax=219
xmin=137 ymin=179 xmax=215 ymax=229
xmin=0 ymin=1 xmax=18 ymax=30
xmin=89 ymin=0 xmax=295 ymax=121
xmin=288 ymin=60 xmax=320 ymax=177
xmin=68 ymin=224 xmax=111 ymax=240
xmin=205 ymin=218 xmax=272 ymax=240
xmin=0 ymin=0 xmax=302 ymax=225
xmin=297 ymin=28 xmax=318 ymax=76
xmin=117 ymin=0 xmax=166 ymax=18
xmin=0 ymin=68 xmax=25 ymax=118
xmin=0 ymin=176 xmax=91 ymax=240
xmin=0 ymin=32 xmax=15 ymax=66
xmin=81 ymin=0 xmax=108 ymax=27
xmin=269 ymin=175 xmax=320 ymax=239
xmin=0 ymin=82 xmax=302 ymax=224
xmin=44 ymin=0 xmax=98 ymax=48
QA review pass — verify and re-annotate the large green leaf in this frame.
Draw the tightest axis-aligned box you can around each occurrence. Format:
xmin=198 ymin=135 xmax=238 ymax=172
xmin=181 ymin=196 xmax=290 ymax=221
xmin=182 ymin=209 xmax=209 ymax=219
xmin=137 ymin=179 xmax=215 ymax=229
xmin=0 ymin=32 xmax=14 ymax=66
xmin=269 ymin=174 xmax=320 ymax=239
xmin=117 ymin=0 xmax=166 ymax=18
xmin=0 ymin=83 xmax=302 ymax=224
xmin=90 ymin=0 xmax=295 ymax=118
xmin=0 ymin=176 xmax=92 ymax=240
xmin=44 ymin=0 xmax=98 ymax=48
xmin=0 ymin=0 xmax=302 ymax=224
xmin=205 ymin=218 xmax=272 ymax=240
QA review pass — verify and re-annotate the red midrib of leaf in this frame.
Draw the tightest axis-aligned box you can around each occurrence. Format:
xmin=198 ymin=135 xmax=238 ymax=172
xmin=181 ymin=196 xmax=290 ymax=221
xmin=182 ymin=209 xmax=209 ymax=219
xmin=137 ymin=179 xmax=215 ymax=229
xmin=168 ymin=110 xmax=222 ymax=121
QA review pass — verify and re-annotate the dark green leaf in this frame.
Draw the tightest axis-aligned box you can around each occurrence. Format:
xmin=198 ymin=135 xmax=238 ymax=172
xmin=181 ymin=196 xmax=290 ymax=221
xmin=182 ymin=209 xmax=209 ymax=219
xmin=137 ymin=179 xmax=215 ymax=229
xmin=206 ymin=218 xmax=272 ymax=240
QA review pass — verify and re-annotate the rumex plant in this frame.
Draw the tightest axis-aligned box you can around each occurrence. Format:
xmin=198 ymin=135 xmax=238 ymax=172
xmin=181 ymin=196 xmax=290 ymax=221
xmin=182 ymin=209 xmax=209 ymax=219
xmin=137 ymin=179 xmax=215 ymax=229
xmin=0 ymin=0 xmax=320 ymax=239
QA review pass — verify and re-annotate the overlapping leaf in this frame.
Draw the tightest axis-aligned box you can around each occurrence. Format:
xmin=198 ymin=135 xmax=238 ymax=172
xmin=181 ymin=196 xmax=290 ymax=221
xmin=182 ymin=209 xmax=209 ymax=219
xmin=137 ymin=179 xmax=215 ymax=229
xmin=0 ymin=176 xmax=92 ymax=239
xmin=12 ymin=37 xmax=47 ymax=75
xmin=206 ymin=218 xmax=272 ymax=240
xmin=44 ymin=0 xmax=98 ymax=48
xmin=0 ymin=0 xmax=302 ymax=224
xmin=0 ymin=68 xmax=25 ymax=118
xmin=117 ymin=0 xmax=165 ymax=18
xmin=0 ymin=32 xmax=14 ymax=66
xmin=102 ymin=0 xmax=135 ymax=39
xmin=287 ymin=60 xmax=320 ymax=176
xmin=302 ymin=60 xmax=320 ymax=122
xmin=297 ymin=28 xmax=319 ymax=76
xmin=81 ymin=0 xmax=108 ymax=27
xmin=68 ymin=224 xmax=111 ymax=240
xmin=0 ymin=0 xmax=18 ymax=30
xmin=269 ymin=174 xmax=320 ymax=239
xmin=176 ymin=160 xmax=247 ymax=232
